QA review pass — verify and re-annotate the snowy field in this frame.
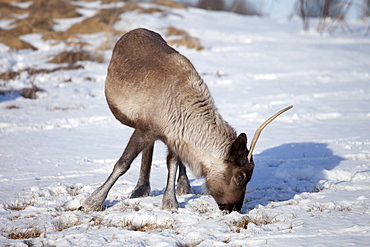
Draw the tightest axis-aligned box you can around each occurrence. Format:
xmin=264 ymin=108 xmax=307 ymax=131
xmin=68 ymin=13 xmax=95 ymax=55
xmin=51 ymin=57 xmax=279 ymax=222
xmin=1 ymin=1 xmax=370 ymax=246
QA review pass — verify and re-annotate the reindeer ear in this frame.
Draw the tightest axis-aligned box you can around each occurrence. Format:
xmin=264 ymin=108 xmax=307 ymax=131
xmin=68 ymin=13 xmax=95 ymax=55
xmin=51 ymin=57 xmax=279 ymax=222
xmin=229 ymin=133 xmax=247 ymax=160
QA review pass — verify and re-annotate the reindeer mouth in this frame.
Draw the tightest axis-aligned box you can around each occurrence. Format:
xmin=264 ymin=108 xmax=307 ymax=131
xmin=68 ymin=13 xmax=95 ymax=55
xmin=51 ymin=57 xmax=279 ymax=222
xmin=218 ymin=201 xmax=243 ymax=213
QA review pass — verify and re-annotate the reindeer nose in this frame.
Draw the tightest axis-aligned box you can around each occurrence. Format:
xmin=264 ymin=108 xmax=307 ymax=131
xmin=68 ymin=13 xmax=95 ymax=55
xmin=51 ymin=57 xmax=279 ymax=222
xmin=218 ymin=201 xmax=243 ymax=213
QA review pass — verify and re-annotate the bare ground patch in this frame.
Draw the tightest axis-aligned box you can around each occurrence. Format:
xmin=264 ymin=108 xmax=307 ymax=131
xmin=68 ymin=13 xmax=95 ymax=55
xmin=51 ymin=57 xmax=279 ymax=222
xmin=167 ymin=26 xmax=203 ymax=50
xmin=0 ymin=0 xmax=202 ymax=52
xmin=48 ymin=50 xmax=103 ymax=64
xmin=0 ymin=65 xmax=84 ymax=81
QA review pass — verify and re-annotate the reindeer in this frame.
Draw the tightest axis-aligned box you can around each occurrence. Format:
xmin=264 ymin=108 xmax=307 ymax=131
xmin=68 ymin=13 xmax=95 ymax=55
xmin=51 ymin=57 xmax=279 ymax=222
xmin=80 ymin=28 xmax=292 ymax=212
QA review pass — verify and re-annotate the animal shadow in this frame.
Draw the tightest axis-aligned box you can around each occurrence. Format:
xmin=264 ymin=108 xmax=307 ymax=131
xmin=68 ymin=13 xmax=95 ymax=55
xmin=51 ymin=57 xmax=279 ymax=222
xmin=0 ymin=89 xmax=21 ymax=102
xmin=243 ymin=142 xmax=344 ymax=210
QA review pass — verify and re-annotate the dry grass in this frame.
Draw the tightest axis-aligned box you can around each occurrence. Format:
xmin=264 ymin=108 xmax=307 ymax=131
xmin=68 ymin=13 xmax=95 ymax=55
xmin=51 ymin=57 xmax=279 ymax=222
xmin=67 ymin=11 xmax=120 ymax=35
xmin=0 ymin=27 xmax=37 ymax=50
xmin=54 ymin=215 xmax=81 ymax=232
xmin=154 ymin=0 xmax=187 ymax=9
xmin=0 ymin=0 xmax=203 ymax=52
xmin=229 ymin=212 xmax=278 ymax=233
xmin=67 ymin=2 xmax=166 ymax=35
xmin=42 ymin=31 xmax=80 ymax=42
xmin=113 ymin=218 xmax=173 ymax=232
xmin=102 ymin=0 xmax=123 ymax=3
xmin=0 ymin=70 xmax=21 ymax=81
xmin=0 ymin=37 xmax=37 ymax=51
xmin=191 ymin=202 xmax=213 ymax=214
xmin=0 ymin=64 xmax=83 ymax=101
xmin=89 ymin=216 xmax=105 ymax=227
xmin=0 ymin=65 xmax=84 ymax=81
xmin=0 ymin=0 xmax=204 ymax=100
xmin=88 ymin=213 xmax=173 ymax=232
xmin=29 ymin=0 xmax=81 ymax=19
xmin=167 ymin=26 xmax=203 ymax=50
xmin=6 ymin=226 xmax=42 ymax=239
xmin=0 ymin=2 xmax=28 ymax=20
xmin=20 ymin=85 xmax=44 ymax=99
xmin=116 ymin=201 xmax=142 ymax=212
xmin=48 ymin=50 xmax=103 ymax=64
xmin=102 ymin=0 xmax=186 ymax=9
xmin=10 ymin=16 xmax=56 ymax=36
xmin=0 ymin=0 xmax=81 ymax=47
xmin=67 ymin=186 xmax=82 ymax=197
xmin=6 ymin=199 xmax=35 ymax=211
xmin=67 ymin=3 xmax=147 ymax=35
xmin=5 ymin=105 xmax=21 ymax=109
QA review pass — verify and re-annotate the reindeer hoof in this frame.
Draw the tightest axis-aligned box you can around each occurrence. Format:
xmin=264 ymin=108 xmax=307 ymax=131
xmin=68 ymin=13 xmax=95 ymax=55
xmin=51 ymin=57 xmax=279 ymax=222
xmin=79 ymin=204 xmax=102 ymax=212
xmin=176 ymin=178 xmax=192 ymax=196
xmin=80 ymin=198 xmax=103 ymax=212
xmin=162 ymin=198 xmax=179 ymax=212
xmin=130 ymin=184 xmax=151 ymax=198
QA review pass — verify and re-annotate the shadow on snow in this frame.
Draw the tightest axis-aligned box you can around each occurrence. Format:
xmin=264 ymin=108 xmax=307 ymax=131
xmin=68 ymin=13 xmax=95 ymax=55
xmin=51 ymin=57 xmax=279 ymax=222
xmin=243 ymin=142 xmax=344 ymax=211
xmin=101 ymin=142 xmax=344 ymax=213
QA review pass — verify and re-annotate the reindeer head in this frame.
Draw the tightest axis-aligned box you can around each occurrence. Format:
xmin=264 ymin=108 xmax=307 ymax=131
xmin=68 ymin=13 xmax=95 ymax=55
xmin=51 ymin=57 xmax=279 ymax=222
xmin=207 ymin=105 xmax=293 ymax=212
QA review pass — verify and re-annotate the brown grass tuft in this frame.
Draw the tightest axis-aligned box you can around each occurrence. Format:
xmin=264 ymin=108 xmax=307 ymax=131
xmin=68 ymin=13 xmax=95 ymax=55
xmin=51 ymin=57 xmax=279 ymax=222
xmin=0 ymin=36 xmax=37 ymax=51
xmin=7 ymin=200 xmax=35 ymax=211
xmin=67 ymin=2 xmax=155 ymax=35
xmin=67 ymin=8 xmax=122 ymax=35
xmin=167 ymin=26 xmax=189 ymax=37
xmin=28 ymin=0 xmax=81 ymax=19
xmin=102 ymin=0 xmax=126 ymax=3
xmin=234 ymin=215 xmax=250 ymax=229
xmin=7 ymin=226 xmax=42 ymax=239
xmin=153 ymin=0 xmax=187 ymax=9
xmin=115 ymin=218 xmax=173 ymax=232
xmin=68 ymin=17 xmax=113 ymax=34
xmin=0 ymin=2 xmax=28 ymax=20
xmin=1 ymin=0 xmax=81 ymax=43
xmin=68 ymin=1 xmax=168 ymax=35
xmin=10 ymin=17 xmax=55 ymax=36
xmin=0 ymin=65 xmax=84 ymax=81
xmin=21 ymin=85 xmax=44 ymax=99
xmin=167 ymin=26 xmax=203 ymax=50
xmin=0 ymin=70 xmax=19 ymax=81
xmin=48 ymin=50 xmax=102 ymax=64
xmin=0 ymin=0 xmax=34 ymax=3
xmin=0 ymin=0 xmax=199 ymax=52
xmin=42 ymin=30 xmax=79 ymax=41
xmin=54 ymin=215 xmax=81 ymax=231
xmin=230 ymin=213 xmax=278 ymax=233
xmin=5 ymin=105 xmax=21 ymax=109
xmin=137 ymin=7 xmax=166 ymax=15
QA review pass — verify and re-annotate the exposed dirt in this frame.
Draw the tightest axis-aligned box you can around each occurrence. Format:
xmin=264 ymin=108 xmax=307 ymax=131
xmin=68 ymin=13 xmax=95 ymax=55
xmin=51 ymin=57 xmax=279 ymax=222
xmin=167 ymin=26 xmax=203 ymax=50
xmin=0 ymin=0 xmax=203 ymax=99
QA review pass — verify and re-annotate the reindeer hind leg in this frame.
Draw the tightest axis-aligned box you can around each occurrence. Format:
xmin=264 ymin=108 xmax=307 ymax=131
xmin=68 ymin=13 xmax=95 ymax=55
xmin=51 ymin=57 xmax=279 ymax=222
xmin=176 ymin=161 xmax=192 ymax=196
xmin=130 ymin=142 xmax=154 ymax=198
xmin=162 ymin=150 xmax=179 ymax=211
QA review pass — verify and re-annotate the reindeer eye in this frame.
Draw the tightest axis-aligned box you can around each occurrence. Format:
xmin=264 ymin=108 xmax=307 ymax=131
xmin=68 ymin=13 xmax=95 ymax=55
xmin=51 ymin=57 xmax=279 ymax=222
xmin=236 ymin=173 xmax=247 ymax=186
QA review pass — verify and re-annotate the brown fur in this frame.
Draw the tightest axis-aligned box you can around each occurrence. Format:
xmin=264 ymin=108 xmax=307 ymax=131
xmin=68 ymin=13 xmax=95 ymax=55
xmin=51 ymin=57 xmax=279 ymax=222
xmin=81 ymin=28 xmax=254 ymax=213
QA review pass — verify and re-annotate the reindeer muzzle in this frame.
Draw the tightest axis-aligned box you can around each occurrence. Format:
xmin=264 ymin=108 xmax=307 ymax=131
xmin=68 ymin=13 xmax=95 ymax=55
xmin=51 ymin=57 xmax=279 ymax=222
xmin=218 ymin=200 xmax=243 ymax=213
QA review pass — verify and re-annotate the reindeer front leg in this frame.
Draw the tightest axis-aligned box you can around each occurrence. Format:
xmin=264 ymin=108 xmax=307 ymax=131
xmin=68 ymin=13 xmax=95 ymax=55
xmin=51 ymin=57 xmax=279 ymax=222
xmin=162 ymin=150 xmax=179 ymax=211
xmin=81 ymin=129 xmax=155 ymax=211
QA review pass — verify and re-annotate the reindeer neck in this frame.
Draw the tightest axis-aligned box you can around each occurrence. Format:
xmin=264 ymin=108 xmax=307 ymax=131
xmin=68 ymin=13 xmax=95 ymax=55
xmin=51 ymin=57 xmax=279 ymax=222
xmin=164 ymin=76 xmax=237 ymax=177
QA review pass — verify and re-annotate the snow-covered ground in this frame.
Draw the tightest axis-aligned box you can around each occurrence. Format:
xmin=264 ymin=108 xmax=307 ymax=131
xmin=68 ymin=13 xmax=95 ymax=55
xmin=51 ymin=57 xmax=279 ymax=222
xmin=1 ymin=2 xmax=369 ymax=246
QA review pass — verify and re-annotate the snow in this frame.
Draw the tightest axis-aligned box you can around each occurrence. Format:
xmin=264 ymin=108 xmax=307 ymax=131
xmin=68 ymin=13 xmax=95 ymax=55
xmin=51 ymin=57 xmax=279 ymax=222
xmin=1 ymin=2 xmax=370 ymax=246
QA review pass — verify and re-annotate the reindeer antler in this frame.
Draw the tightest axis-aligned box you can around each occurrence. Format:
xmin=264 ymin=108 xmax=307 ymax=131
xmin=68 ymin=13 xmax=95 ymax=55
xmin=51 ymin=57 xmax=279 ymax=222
xmin=247 ymin=105 xmax=293 ymax=163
